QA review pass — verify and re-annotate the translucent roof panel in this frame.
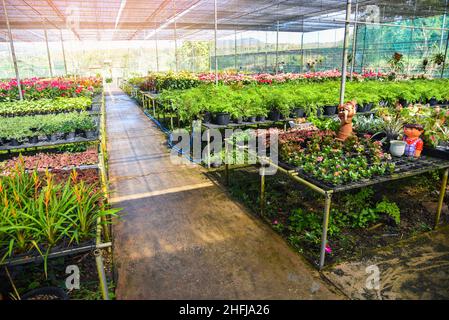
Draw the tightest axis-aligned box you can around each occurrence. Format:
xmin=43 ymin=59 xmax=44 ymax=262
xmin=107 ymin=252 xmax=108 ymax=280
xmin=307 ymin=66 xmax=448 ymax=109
xmin=0 ymin=0 xmax=448 ymax=42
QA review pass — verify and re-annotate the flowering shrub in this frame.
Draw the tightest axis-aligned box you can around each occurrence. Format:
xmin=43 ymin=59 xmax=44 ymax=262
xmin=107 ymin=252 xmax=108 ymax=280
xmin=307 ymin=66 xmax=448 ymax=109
xmin=0 ymin=77 xmax=102 ymax=101
xmin=280 ymin=130 xmax=395 ymax=186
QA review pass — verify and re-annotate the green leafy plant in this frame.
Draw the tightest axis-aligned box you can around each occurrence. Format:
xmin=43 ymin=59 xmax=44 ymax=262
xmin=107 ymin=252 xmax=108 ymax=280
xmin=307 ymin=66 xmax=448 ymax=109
xmin=0 ymin=163 xmax=120 ymax=271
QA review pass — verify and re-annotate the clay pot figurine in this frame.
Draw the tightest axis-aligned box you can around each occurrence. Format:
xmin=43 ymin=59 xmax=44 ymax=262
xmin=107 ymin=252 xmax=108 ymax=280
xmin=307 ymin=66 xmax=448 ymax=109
xmin=403 ymin=123 xmax=424 ymax=157
xmin=336 ymin=100 xmax=357 ymax=141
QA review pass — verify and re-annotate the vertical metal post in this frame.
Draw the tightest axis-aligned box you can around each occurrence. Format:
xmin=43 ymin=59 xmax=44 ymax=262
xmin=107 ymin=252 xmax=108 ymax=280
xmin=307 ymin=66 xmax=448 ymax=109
xmin=94 ymin=249 xmax=110 ymax=300
xmin=339 ymin=0 xmax=352 ymax=106
xmin=440 ymin=0 xmax=448 ymax=51
xmin=2 ymin=0 xmax=23 ymax=100
xmin=260 ymin=166 xmax=266 ymax=216
xmin=214 ymin=0 xmax=218 ymax=85
xmin=319 ymin=193 xmax=332 ymax=269
xmin=234 ymin=29 xmax=238 ymax=70
xmin=435 ymin=168 xmax=449 ymax=228
xmin=173 ymin=0 xmax=178 ymax=72
xmin=265 ymin=31 xmax=268 ymax=73
xmin=360 ymin=25 xmax=367 ymax=72
xmin=206 ymin=129 xmax=211 ymax=168
xmin=441 ymin=28 xmax=449 ymax=78
xmin=155 ymin=30 xmax=160 ymax=72
xmin=43 ymin=27 xmax=54 ymax=77
xmin=300 ymin=32 xmax=304 ymax=73
xmin=59 ymin=29 xmax=68 ymax=75
xmin=350 ymin=0 xmax=359 ymax=80
xmin=275 ymin=21 xmax=279 ymax=74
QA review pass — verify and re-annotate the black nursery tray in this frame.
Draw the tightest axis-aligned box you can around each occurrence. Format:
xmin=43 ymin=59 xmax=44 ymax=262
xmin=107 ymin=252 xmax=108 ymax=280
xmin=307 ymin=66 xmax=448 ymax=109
xmin=423 ymin=147 xmax=449 ymax=160
xmin=288 ymin=156 xmax=449 ymax=193
xmin=0 ymin=238 xmax=97 ymax=267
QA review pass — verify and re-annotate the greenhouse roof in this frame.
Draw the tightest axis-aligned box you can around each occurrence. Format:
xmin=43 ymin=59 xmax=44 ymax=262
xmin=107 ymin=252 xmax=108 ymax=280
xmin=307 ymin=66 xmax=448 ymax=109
xmin=1 ymin=0 xmax=448 ymax=42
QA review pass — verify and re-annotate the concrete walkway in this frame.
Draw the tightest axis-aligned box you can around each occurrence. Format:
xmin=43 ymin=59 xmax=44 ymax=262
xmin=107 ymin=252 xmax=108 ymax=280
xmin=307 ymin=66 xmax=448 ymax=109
xmin=106 ymin=89 xmax=338 ymax=299
xmin=322 ymin=225 xmax=449 ymax=300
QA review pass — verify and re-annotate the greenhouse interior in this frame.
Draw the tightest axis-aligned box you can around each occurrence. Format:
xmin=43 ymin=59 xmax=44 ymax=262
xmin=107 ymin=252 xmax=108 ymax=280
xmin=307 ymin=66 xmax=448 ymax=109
xmin=1 ymin=0 xmax=449 ymax=303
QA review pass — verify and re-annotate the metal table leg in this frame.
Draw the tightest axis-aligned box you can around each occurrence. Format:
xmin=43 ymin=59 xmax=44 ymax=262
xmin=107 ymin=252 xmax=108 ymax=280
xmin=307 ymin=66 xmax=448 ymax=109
xmin=319 ymin=192 xmax=333 ymax=270
xmin=206 ymin=129 xmax=211 ymax=168
xmin=152 ymin=99 xmax=156 ymax=117
xmin=435 ymin=168 xmax=449 ymax=229
xmin=260 ymin=166 xmax=266 ymax=215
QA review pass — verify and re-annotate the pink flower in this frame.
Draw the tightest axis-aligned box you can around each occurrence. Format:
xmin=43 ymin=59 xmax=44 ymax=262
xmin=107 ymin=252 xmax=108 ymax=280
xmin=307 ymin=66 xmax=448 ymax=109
xmin=316 ymin=156 xmax=324 ymax=162
xmin=325 ymin=244 xmax=332 ymax=254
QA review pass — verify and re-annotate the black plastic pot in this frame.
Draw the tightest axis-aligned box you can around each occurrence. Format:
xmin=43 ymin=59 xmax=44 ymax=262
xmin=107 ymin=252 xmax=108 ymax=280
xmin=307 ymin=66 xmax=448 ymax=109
xmin=257 ymin=115 xmax=266 ymax=122
xmin=323 ymin=105 xmax=337 ymax=116
xmin=398 ymin=98 xmax=409 ymax=107
xmin=28 ymin=136 xmax=38 ymax=144
xmin=50 ymin=133 xmax=63 ymax=142
xmin=316 ymin=107 xmax=323 ymax=117
xmin=246 ymin=116 xmax=257 ymax=123
xmin=10 ymin=138 xmax=20 ymax=146
xmin=428 ymin=97 xmax=438 ymax=106
xmin=268 ymin=110 xmax=281 ymax=121
xmin=22 ymin=287 xmax=69 ymax=300
xmin=233 ymin=116 xmax=243 ymax=124
xmin=357 ymin=104 xmax=366 ymax=113
xmin=291 ymin=108 xmax=305 ymax=118
xmin=85 ymin=130 xmax=98 ymax=139
xmin=66 ymin=132 xmax=76 ymax=140
xmin=364 ymin=103 xmax=374 ymax=112
xmin=202 ymin=112 xmax=211 ymax=123
xmin=213 ymin=112 xmax=230 ymax=126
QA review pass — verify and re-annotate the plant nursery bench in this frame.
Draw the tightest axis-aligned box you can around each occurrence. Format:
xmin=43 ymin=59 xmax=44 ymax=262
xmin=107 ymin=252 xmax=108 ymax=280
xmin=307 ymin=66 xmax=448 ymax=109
xmin=224 ymin=149 xmax=449 ymax=270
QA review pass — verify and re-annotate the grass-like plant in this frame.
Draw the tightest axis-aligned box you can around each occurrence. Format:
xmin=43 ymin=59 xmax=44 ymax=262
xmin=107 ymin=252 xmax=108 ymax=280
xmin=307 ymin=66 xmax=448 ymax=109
xmin=0 ymin=161 xmax=120 ymax=273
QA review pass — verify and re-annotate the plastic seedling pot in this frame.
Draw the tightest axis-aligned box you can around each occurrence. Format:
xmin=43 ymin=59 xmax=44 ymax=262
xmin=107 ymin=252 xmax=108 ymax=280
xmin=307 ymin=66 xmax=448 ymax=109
xmin=214 ymin=112 xmax=230 ymax=126
xmin=233 ymin=116 xmax=243 ymax=124
xmin=291 ymin=108 xmax=305 ymax=118
xmin=85 ymin=130 xmax=98 ymax=139
xmin=247 ymin=116 xmax=257 ymax=123
xmin=268 ymin=110 xmax=281 ymax=121
xmin=323 ymin=105 xmax=337 ymax=116
xmin=66 ymin=132 xmax=76 ymax=140
xmin=257 ymin=115 xmax=266 ymax=122
xmin=28 ymin=136 xmax=38 ymax=144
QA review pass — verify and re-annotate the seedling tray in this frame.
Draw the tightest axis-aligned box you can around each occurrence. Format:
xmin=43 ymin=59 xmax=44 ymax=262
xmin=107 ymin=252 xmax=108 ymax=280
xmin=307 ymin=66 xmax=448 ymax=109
xmin=423 ymin=147 xmax=449 ymax=160
xmin=286 ymin=156 xmax=449 ymax=193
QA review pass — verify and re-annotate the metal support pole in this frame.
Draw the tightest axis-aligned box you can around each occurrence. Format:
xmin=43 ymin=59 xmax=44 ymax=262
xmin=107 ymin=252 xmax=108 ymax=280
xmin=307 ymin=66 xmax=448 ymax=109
xmin=360 ymin=25 xmax=367 ymax=72
xmin=59 ymin=29 xmax=68 ymax=75
xmin=265 ymin=31 xmax=268 ymax=73
xmin=300 ymin=32 xmax=304 ymax=73
xmin=206 ymin=129 xmax=211 ymax=168
xmin=275 ymin=21 xmax=279 ymax=74
xmin=441 ymin=28 xmax=449 ymax=78
xmin=349 ymin=0 xmax=359 ymax=80
xmin=214 ymin=0 xmax=218 ymax=85
xmin=440 ymin=0 xmax=448 ymax=51
xmin=435 ymin=168 xmax=448 ymax=228
xmin=260 ymin=166 xmax=266 ymax=216
xmin=94 ymin=249 xmax=110 ymax=300
xmin=44 ymin=27 xmax=54 ymax=77
xmin=339 ymin=0 xmax=352 ymax=106
xmin=173 ymin=0 xmax=178 ymax=72
xmin=319 ymin=193 xmax=333 ymax=269
xmin=234 ymin=29 xmax=238 ymax=70
xmin=2 ymin=0 xmax=23 ymax=100
xmin=155 ymin=30 xmax=160 ymax=72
